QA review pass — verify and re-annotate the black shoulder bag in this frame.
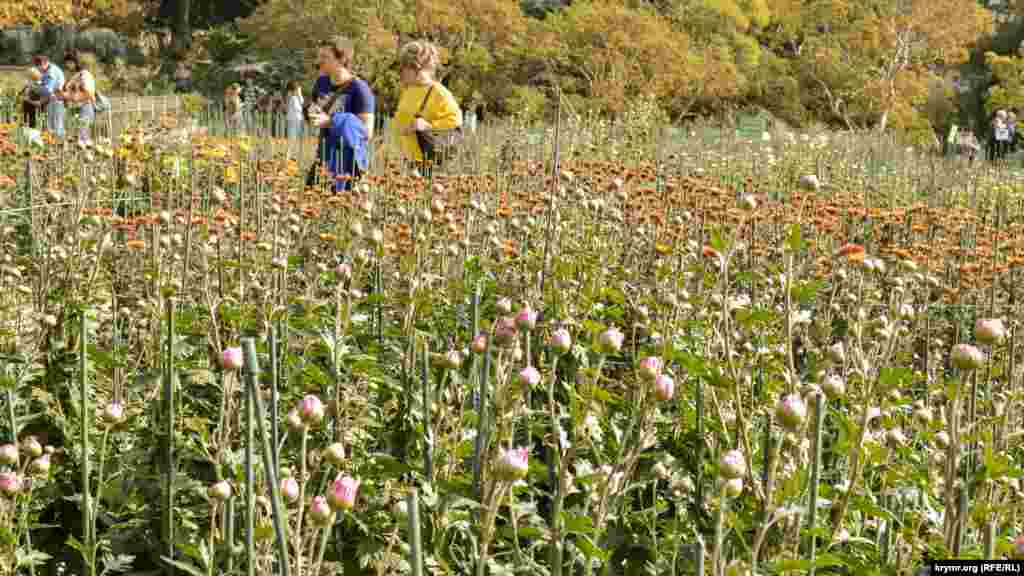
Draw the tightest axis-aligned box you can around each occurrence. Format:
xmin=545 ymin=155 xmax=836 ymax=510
xmin=414 ymin=83 xmax=463 ymax=166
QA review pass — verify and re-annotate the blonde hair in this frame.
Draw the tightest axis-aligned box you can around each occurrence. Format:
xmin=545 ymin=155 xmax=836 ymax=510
xmin=399 ymin=40 xmax=441 ymax=74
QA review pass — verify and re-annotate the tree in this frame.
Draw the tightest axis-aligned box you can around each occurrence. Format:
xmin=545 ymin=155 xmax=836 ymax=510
xmin=796 ymin=0 xmax=992 ymax=132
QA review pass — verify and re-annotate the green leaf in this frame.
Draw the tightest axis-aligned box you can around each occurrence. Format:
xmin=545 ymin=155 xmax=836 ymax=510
xmin=784 ymin=223 xmax=802 ymax=252
xmin=564 ymin=514 xmax=595 ymax=535
xmin=16 ymin=550 xmax=52 ymax=567
xmin=159 ymin=556 xmax=206 ymax=576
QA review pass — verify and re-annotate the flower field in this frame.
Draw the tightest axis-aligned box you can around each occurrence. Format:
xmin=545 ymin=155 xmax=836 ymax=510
xmin=0 ymin=114 xmax=1023 ymax=575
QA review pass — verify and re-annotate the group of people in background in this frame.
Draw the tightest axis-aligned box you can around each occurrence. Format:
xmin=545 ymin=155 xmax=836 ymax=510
xmin=987 ymin=108 xmax=1019 ymax=161
xmin=18 ymin=50 xmax=101 ymax=146
xmin=218 ymin=36 xmax=465 ymax=190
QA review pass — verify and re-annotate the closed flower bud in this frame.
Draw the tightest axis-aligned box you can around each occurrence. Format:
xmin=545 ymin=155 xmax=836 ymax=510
xmin=495 ymin=447 xmax=530 ymax=481
xmin=724 ymin=477 xmax=744 ymax=498
xmin=515 ymin=305 xmax=538 ymax=331
xmin=496 ymin=297 xmax=513 ymax=315
xmin=934 ymin=430 xmax=950 ymax=449
xmin=29 ymin=453 xmax=50 ymax=475
xmin=323 ymin=442 xmax=346 ymax=467
xmin=22 ymin=436 xmax=42 ymax=458
xmin=0 ymin=472 xmax=22 ymax=496
xmin=637 ymin=356 xmax=662 ymax=382
xmin=280 ymin=477 xmax=299 ymax=503
xmin=775 ymin=394 xmax=807 ymax=432
xmin=0 ymin=444 xmax=18 ymax=466
xmin=597 ymin=327 xmax=624 ymax=354
xmin=220 ymin=347 xmax=243 ymax=371
xmin=493 ymin=317 xmax=518 ymax=347
xmin=327 ymin=475 xmax=360 ymax=510
xmin=519 ymin=366 xmax=541 ymax=388
xmin=975 ymin=318 xmax=1007 ymax=345
xmin=653 ymin=374 xmax=674 ymax=401
xmin=336 ymin=262 xmax=352 ymax=281
xmin=298 ymin=395 xmax=325 ymax=426
xmin=471 ymin=334 xmax=488 ymax=354
xmin=442 ymin=350 xmax=463 ymax=370
xmin=286 ymin=408 xmax=305 ymax=432
xmin=719 ymin=450 xmax=746 ymax=480
xmin=827 ymin=342 xmax=845 ymax=364
xmin=821 ymin=374 xmax=845 ymax=400
xmin=102 ymin=402 xmax=126 ymax=425
xmin=208 ymin=480 xmax=232 ymax=502
xmin=309 ymin=496 xmax=334 ymax=526
xmin=951 ymin=344 xmax=985 ymax=371
xmin=550 ymin=328 xmax=572 ymax=355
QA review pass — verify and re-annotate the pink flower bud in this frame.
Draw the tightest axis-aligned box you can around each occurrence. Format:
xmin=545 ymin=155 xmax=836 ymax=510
xmin=0 ymin=472 xmax=22 ymax=496
xmin=775 ymin=394 xmax=807 ymax=432
xmin=495 ymin=447 xmax=529 ymax=481
xmin=719 ymin=450 xmax=746 ymax=480
xmin=309 ymin=495 xmax=334 ymax=526
xmin=208 ymin=480 xmax=232 ymax=502
xmin=29 ymin=453 xmax=50 ymax=475
xmin=443 ymin=350 xmax=463 ymax=370
xmin=22 ymin=436 xmax=41 ymax=458
xmin=0 ymin=444 xmax=18 ymax=466
xmin=493 ymin=317 xmax=518 ymax=348
xmin=519 ymin=366 xmax=541 ymax=388
xmin=515 ymin=305 xmax=537 ymax=332
xmin=496 ymin=297 xmax=513 ymax=315
xmin=221 ymin=347 xmax=244 ymax=371
xmin=323 ymin=442 xmax=346 ymax=467
xmin=821 ymin=373 xmax=845 ymax=399
xmin=298 ymin=395 xmax=325 ymax=426
xmin=336 ymin=263 xmax=352 ymax=282
xmin=280 ymin=477 xmax=299 ymax=503
xmin=975 ymin=318 xmax=1007 ymax=345
xmin=724 ymin=477 xmax=744 ymax=498
xmin=286 ymin=408 xmax=305 ymax=432
xmin=327 ymin=474 xmax=360 ymax=510
xmin=550 ymin=328 xmax=572 ymax=355
xmin=951 ymin=343 xmax=985 ymax=371
xmin=597 ymin=327 xmax=624 ymax=354
xmin=653 ymin=374 xmax=674 ymax=401
xmin=471 ymin=334 xmax=488 ymax=354
xmin=637 ymin=356 xmax=662 ymax=382
xmin=102 ymin=402 xmax=126 ymax=426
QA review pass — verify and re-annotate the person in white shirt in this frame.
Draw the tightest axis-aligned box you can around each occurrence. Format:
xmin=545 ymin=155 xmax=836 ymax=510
xmin=286 ymin=80 xmax=304 ymax=140
xmin=61 ymin=51 xmax=97 ymax=145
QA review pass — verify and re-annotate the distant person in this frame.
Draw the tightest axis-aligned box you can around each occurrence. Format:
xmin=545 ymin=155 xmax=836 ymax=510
xmin=286 ymin=80 xmax=304 ymax=141
xmin=62 ymin=51 xmax=98 ymax=145
xmin=32 ymin=53 xmax=66 ymax=139
xmin=304 ymin=35 xmax=375 ymax=191
xmin=990 ymin=109 xmax=1011 ymax=161
xmin=174 ymin=62 xmax=192 ymax=93
xmin=392 ymin=40 xmax=463 ymax=176
xmin=20 ymin=67 xmax=44 ymax=129
xmin=224 ymin=83 xmax=244 ymax=133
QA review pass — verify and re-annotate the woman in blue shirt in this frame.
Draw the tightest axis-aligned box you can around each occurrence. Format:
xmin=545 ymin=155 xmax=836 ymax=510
xmin=32 ymin=53 xmax=66 ymax=139
xmin=305 ymin=36 xmax=376 ymax=192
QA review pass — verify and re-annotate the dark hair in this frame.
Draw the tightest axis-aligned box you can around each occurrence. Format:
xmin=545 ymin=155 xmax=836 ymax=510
xmin=63 ymin=50 xmax=82 ymax=71
xmin=318 ymin=36 xmax=354 ymax=70
xmin=286 ymin=80 xmax=300 ymax=92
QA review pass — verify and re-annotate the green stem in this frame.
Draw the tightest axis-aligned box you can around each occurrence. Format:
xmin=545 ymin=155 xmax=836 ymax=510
xmin=806 ymin=393 xmax=825 ymax=576
xmin=80 ymin=311 xmax=93 ymax=576
xmin=409 ymin=488 xmax=424 ymax=576
xmin=241 ymin=339 xmax=291 ymax=576
xmin=163 ymin=299 xmax=175 ymax=576
xmin=547 ymin=355 xmax=564 ymax=576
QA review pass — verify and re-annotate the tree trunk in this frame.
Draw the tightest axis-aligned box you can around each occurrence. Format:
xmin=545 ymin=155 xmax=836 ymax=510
xmin=171 ymin=0 xmax=191 ymax=55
